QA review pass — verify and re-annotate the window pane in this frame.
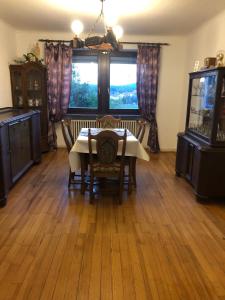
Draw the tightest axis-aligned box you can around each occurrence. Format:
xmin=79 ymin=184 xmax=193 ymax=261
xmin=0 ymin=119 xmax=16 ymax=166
xmin=110 ymin=63 xmax=138 ymax=110
xmin=69 ymin=61 xmax=98 ymax=109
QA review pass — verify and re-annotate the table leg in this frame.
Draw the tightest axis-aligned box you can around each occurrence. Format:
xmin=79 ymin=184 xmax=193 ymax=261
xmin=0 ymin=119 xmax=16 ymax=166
xmin=128 ymin=157 xmax=133 ymax=194
xmin=80 ymin=153 xmax=86 ymax=194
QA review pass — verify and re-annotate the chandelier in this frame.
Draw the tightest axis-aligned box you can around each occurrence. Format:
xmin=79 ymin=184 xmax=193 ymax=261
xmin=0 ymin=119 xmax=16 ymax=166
xmin=71 ymin=0 xmax=123 ymax=51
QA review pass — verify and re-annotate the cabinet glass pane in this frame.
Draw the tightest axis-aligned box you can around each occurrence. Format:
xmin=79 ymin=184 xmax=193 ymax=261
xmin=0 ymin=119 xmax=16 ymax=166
xmin=188 ymin=75 xmax=217 ymax=138
xmin=217 ymin=76 xmax=225 ymax=141
xmin=13 ymin=71 xmax=23 ymax=106
xmin=26 ymin=70 xmax=42 ymax=107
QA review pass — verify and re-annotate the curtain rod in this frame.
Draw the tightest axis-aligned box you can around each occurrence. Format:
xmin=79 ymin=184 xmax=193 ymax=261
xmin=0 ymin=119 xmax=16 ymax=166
xmin=39 ymin=39 xmax=71 ymax=43
xmin=38 ymin=39 xmax=169 ymax=46
xmin=121 ymin=42 xmax=169 ymax=46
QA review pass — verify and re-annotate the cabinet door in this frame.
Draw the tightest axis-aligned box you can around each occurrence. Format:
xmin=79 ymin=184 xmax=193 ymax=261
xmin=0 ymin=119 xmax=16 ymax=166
xmin=0 ymin=126 xmax=12 ymax=204
xmin=24 ymin=64 xmax=49 ymax=152
xmin=9 ymin=119 xmax=32 ymax=183
xmin=176 ymin=135 xmax=189 ymax=175
xmin=187 ymin=73 xmax=217 ymax=143
xmin=176 ymin=135 xmax=200 ymax=186
xmin=10 ymin=68 xmax=24 ymax=108
xmin=25 ymin=68 xmax=43 ymax=109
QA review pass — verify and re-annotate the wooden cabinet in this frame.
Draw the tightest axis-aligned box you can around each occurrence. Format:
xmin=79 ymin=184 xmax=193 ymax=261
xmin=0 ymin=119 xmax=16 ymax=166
xmin=0 ymin=108 xmax=41 ymax=207
xmin=176 ymin=67 xmax=225 ymax=199
xmin=10 ymin=62 xmax=49 ymax=152
xmin=185 ymin=67 xmax=225 ymax=146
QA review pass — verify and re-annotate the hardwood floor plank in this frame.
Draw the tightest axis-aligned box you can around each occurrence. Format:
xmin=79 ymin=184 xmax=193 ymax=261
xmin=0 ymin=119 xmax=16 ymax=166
xmin=0 ymin=150 xmax=225 ymax=299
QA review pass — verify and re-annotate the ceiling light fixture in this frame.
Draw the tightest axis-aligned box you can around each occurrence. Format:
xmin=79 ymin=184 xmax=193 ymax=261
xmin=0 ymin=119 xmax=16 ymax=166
xmin=71 ymin=0 xmax=123 ymax=51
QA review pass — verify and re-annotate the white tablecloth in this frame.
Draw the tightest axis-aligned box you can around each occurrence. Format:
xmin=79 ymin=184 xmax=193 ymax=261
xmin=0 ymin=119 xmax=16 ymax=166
xmin=69 ymin=128 xmax=150 ymax=172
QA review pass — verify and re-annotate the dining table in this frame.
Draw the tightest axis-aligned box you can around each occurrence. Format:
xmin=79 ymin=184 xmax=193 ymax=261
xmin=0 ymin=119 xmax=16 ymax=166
xmin=69 ymin=128 xmax=150 ymax=192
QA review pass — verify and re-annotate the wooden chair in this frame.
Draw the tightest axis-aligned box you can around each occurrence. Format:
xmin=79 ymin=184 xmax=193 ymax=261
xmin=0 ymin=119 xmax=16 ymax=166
xmin=61 ymin=119 xmax=79 ymax=187
xmin=88 ymin=129 xmax=127 ymax=204
xmin=61 ymin=119 xmax=74 ymax=153
xmin=125 ymin=120 xmax=147 ymax=191
xmin=136 ymin=120 xmax=147 ymax=143
xmin=96 ymin=115 xmax=121 ymax=128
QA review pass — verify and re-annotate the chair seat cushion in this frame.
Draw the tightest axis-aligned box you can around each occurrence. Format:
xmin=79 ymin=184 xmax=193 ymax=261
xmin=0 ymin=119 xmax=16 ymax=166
xmin=92 ymin=162 xmax=121 ymax=175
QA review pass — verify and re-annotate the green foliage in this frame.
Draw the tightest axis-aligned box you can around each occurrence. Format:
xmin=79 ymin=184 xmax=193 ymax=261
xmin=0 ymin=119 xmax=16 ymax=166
xmin=69 ymin=65 xmax=138 ymax=110
xmin=70 ymin=65 xmax=97 ymax=108
xmin=14 ymin=52 xmax=44 ymax=65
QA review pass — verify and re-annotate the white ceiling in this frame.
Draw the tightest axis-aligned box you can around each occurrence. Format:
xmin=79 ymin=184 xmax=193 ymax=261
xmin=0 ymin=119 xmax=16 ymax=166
xmin=0 ymin=0 xmax=225 ymax=35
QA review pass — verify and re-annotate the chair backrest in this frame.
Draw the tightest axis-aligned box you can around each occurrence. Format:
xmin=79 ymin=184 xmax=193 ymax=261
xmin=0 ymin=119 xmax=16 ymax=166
xmin=88 ymin=129 xmax=127 ymax=168
xmin=61 ymin=119 xmax=74 ymax=152
xmin=96 ymin=115 xmax=121 ymax=128
xmin=136 ymin=120 xmax=147 ymax=143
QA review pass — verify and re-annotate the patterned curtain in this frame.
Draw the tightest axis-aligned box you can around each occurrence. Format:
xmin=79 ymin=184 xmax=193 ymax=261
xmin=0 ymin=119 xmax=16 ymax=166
xmin=137 ymin=45 xmax=160 ymax=153
xmin=44 ymin=42 xmax=72 ymax=148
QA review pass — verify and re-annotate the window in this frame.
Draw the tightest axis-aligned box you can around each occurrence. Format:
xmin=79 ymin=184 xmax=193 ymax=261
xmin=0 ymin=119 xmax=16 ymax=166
xmin=70 ymin=56 xmax=98 ymax=109
xmin=68 ymin=50 xmax=139 ymax=116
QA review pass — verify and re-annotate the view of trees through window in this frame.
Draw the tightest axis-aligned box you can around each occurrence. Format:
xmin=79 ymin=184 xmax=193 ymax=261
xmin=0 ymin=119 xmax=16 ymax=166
xmin=69 ymin=59 xmax=138 ymax=111
xmin=70 ymin=62 xmax=98 ymax=109
xmin=110 ymin=63 xmax=138 ymax=109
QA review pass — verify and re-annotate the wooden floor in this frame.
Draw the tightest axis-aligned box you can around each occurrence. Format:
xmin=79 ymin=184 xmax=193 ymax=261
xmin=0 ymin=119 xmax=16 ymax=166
xmin=1 ymin=149 xmax=225 ymax=299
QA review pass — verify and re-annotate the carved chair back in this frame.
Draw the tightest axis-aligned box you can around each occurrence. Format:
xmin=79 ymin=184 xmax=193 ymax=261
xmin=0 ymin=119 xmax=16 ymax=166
xmin=61 ymin=119 xmax=74 ymax=153
xmin=136 ymin=120 xmax=147 ymax=143
xmin=88 ymin=129 xmax=127 ymax=169
xmin=88 ymin=129 xmax=127 ymax=203
xmin=96 ymin=115 xmax=121 ymax=128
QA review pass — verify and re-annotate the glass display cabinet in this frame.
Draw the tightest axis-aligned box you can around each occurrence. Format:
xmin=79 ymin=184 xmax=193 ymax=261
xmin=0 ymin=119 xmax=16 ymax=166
xmin=176 ymin=67 xmax=225 ymax=199
xmin=10 ymin=62 xmax=49 ymax=152
xmin=186 ymin=67 xmax=225 ymax=145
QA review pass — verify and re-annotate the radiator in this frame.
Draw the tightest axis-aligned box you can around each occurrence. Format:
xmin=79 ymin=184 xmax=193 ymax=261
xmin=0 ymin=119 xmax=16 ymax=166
xmin=71 ymin=119 xmax=138 ymax=140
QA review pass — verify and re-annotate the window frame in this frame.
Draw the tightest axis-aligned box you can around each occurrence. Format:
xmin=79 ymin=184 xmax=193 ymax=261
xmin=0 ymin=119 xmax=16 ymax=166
xmin=67 ymin=49 xmax=140 ymax=117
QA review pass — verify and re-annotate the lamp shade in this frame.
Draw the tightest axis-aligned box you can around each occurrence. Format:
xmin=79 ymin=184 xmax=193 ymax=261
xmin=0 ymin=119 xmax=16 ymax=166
xmin=71 ymin=20 xmax=84 ymax=36
xmin=113 ymin=25 xmax=123 ymax=40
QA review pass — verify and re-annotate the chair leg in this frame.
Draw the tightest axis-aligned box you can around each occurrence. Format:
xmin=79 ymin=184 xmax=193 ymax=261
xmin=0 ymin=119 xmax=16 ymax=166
xmin=90 ymin=173 xmax=94 ymax=204
xmin=132 ymin=157 xmax=137 ymax=188
xmin=68 ymin=169 xmax=74 ymax=187
xmin=80 ymin=154 xmax=86 ymax=194
xmin=128 ymin=158 xmax=133 ymax=194
xmin=118 ymin=172 xmax=124 ymax=204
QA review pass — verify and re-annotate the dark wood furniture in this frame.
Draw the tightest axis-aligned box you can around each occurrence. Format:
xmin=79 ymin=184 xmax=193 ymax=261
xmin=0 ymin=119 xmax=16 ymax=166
xmin=96 ymin=115 xmax=121 ymax=128
xmin=61 ymin=119 xmax=83 ymax=188
xmin=136 ymin=120 xmax=147 ymax=143
xmin=9 ymin=62 xmax=49 ymax=152
xmin=130 ymin=120 xmax=147 ymax=188
xmin=0 ymin=108 xmax=41 ymax=206
xmin=88 ymin=129 xmax=127 ymax=204
xmin=176 ymin=67 xmax=225 ymax=199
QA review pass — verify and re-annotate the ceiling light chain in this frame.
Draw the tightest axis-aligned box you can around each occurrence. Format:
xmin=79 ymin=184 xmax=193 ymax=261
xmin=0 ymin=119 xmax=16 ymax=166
xmin=87 ymin=0 xmax=107 ymax=38
xmin=71 ymin=0 xmax=123 ymax=51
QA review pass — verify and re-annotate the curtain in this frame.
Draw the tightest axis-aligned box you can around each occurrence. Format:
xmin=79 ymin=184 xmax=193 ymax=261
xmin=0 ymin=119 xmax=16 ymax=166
xmin=44 ymin=42 xmax=72 ymax=148
xmin=137 ymin=45 xmax=160 ymax=153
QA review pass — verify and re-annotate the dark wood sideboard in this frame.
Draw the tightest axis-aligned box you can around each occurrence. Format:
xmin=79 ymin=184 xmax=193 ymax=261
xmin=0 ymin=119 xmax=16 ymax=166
xmin=0 ymin=108 xmax=41 ymax=206
xmin=176 ymin=67 xmax=225 ymax=199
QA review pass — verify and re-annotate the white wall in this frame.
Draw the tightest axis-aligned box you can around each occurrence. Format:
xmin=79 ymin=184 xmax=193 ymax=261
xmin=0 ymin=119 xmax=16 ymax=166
xmin=2 ymin=12 xmax=225 ymax=150
xmin=186 ymin=9 xmax=225 ymax=73
xmin=15 ymin=30 xmax=188 ymax=150
xmin=0 ymin=19 xmax=16 ymax=107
